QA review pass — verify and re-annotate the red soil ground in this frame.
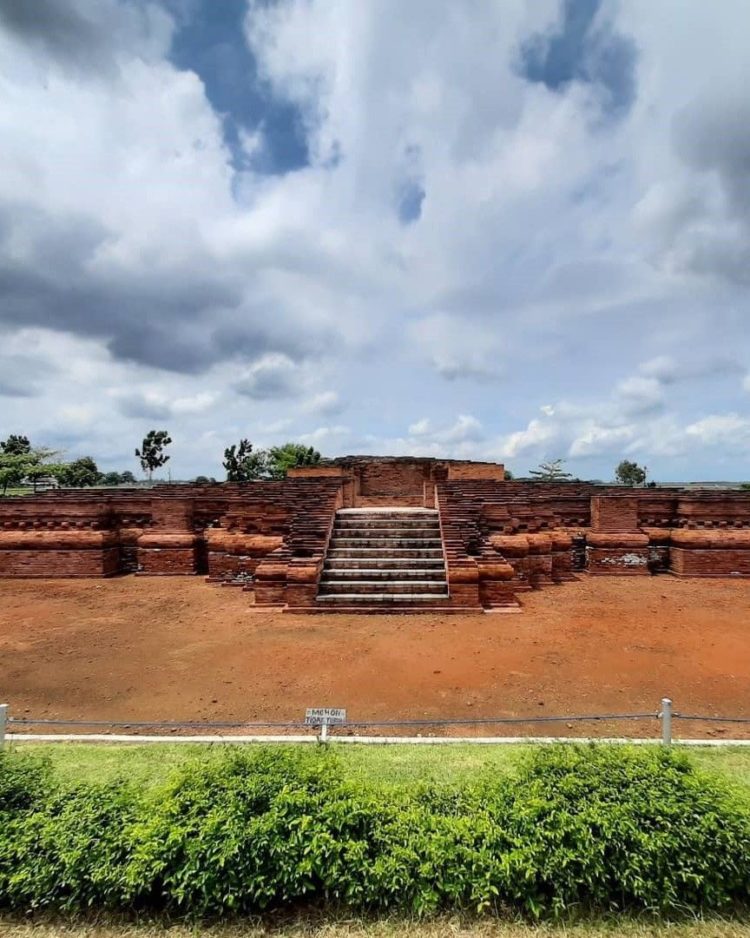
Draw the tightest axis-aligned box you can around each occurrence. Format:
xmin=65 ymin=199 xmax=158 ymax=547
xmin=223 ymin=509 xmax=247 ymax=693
xmin=1 ymin=576 xmax=749 ymax=739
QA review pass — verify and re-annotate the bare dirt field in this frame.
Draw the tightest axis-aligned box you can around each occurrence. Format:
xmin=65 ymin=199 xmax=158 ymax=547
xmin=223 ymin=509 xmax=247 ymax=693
xmin=1 ymin=575 xmax=749 ymax=738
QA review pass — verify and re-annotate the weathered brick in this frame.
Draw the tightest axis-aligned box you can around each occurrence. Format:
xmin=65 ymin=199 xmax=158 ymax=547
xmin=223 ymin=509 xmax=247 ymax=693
xmin=1 ymin=463 xmax=749 ymax=610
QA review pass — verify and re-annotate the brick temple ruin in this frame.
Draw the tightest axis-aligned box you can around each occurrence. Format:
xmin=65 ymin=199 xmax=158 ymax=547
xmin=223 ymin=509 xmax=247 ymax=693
xmin=1 ymin=455 xmax=750 ymax=612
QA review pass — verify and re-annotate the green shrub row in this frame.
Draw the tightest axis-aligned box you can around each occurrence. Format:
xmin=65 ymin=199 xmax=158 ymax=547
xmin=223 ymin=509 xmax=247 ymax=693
xmin=1 ymin=745 xmax=749 ymax=919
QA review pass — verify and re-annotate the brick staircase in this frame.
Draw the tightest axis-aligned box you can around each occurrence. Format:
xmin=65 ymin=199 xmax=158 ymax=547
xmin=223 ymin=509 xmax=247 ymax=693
xmin=316 ymin=508 xmax=449 ymax=609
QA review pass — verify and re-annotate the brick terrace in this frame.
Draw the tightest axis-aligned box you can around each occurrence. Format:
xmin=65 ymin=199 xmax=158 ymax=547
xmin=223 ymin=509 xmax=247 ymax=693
xmin=1 ymin=456 xmax=750 ymax=612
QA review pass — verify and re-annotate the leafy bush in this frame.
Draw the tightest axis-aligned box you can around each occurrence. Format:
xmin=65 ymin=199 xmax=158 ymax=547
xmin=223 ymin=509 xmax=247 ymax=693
xmin=0 ymin=746 xmax=748 ymax=919
xmin=0 ymin=751 xmax=52 ymax=813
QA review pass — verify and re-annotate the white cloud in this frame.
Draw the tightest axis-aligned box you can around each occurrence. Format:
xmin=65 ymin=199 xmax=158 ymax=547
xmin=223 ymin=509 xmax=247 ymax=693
xmin=408 ymin=418 xmax=431 ymax=436
xmin=302 ymin=390 xmax=345 ymax=416
xmin=568 ymin=424 xmax=636 ymax=458
xmin=409 ymin=314 xmax=505 ymax=381
xmin=299 ymin=425 xmax=350 ymax=443
xmin=684 ymin=414 xmax=750 ymax=447
xmin=497 ymin=418 xmax=562 ymax=460
xmin=615 ymin=375 xmax=664 ymax=414
xmin=439 ymin=414 xmax=484 ymax=444
xmin=638 ymin=355 xmax=678 ymax=382
xmin=1 ymin=0 xmax=750 ymax=480
xmin=234 ymin=354 xmax=300 ymax=400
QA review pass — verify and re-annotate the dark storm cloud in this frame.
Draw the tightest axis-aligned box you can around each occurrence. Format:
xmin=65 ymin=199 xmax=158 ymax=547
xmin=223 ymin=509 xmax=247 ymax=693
xmin=0 ymin=367 xmax=49 ymax=398
xmin=0 ymin=339 xmax=60 ymax=398
xmin=518 ymin=0 xmax=637 ymax=118
xmin=0 ymin=0 xmax=166 ymax=77
xmin=669 ymin=93 xmax=750 ymax=285
xmin=674 ymin=96 xmax=750 ymax=221
xmin=0 ymin=0 xmax=108 ymax=59
xmin=0 ymin=378 xmax=34 ymax=398
xmin=212 ymin=314 xmax=333 ymax=365
xmin=0 ymin=201 xmax=323 ymax=374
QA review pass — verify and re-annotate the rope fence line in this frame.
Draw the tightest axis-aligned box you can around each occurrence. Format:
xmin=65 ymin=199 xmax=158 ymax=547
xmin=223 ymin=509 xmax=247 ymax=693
xmin=2 ymin=700 xmax=750 ymax=746
xmin=671 ymin=714 xmax=750 ymax=724
xmin=7 ymin=718 xmax=313 ymax=729
xmin=5 ymin=711 xmax=661 ymax=729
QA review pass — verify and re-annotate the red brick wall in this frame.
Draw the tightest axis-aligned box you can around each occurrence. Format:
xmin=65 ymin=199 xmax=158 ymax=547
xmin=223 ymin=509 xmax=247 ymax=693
xmin=3 ymin=476 xmax=750 ymax=597
xmin=0 ymin=548 xmax=119 ymax=577
xmin=287 ymin=467 xmax=346 ymax=478
xmin=447 ymin=462 xmax=505 ymax=481
xmin=671 ymin=548 xmax=750 ymax=576
xmin=359 ymin=462 xmax=425 ymax=496
xmin=590 ymin=496 xmax=640 ymax=533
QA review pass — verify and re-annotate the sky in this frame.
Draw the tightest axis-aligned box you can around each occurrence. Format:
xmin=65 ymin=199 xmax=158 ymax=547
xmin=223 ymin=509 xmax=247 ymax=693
xmin=1 ymin=0 xmax=749 ymax=482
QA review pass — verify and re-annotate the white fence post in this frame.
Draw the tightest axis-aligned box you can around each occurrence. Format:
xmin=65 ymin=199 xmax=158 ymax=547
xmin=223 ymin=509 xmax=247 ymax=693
xmin=660 ymin=697 xmax=672 ymax=745
xmin=318 ymin=722 xmax=329 ymax=744
xmin=0 ymin=704 xmax=7 ymax=749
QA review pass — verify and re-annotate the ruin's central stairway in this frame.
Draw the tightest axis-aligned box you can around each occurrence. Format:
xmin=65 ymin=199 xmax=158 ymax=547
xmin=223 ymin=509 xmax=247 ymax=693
xmin=316 ymin=508 xmax=449 ymax=609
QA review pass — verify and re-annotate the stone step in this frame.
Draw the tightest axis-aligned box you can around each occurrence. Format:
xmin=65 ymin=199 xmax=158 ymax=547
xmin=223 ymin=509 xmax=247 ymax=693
xmin=319 ymin=580 xmax=448 ymax=595
xmin=319 ymin=508 xmax=449 ymax=606
xmin=332 ymin=526 xmax=439 ymax=532
xmin=330 ymin=537 xmax=443 ymax=548
xmin=294 ymin=604 xmax=475 ymax=614
xmin=324 ymin=557 xmax=446 ymax=569
xmin=336 ymin=513 xmax=439 ymax=521
xmin=321 ymin=568 xmax=446 ymax=581
xmin=336 ymin=509 xmax=438 ymax=517
xmin=326 ymin=547 xmax=443 ymax=560
xmin=335 ymin=516 xmax=440 ymax=525
xmin=316 ymin=592 xmax=450 ymax=603
xmin=331 ymin=528 xmax=440 ymax=541
xmin=333 ymin=521 xmax=440 ymax=537
xmin=333 ymin=532 xmax=441 ymax=541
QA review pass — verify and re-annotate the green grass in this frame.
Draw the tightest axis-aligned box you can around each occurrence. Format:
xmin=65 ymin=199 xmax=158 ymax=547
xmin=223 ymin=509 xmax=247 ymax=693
xmin=690 ymin=747 xmax=750 ymax=790
xmin=6 ymin=741 xmax=750 ymax=791
xmin=2 ymin=919 xmax=750 ymax=938
xmin=4 ymin=742 xmax=525 ymax=788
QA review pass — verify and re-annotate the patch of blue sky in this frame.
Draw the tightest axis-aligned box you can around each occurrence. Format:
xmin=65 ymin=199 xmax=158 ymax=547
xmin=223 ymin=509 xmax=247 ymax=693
xmin=397 ymin=180 xmax=426 ymax=224
xmin=518 ymin=0 xmax=637 ymax=119
xmin=164 ymin=0 xmax=308 ymax=173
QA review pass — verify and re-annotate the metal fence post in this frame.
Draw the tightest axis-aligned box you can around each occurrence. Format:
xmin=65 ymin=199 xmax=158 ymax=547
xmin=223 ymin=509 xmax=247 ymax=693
xmin=660 ymin=697 xmax=672 ymax=746
xmin=0 ymin=704 xmax=7 ymax=749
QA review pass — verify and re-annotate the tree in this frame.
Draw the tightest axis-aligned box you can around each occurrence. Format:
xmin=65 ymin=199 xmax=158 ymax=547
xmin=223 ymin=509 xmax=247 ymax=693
xmin=504 ymin=469 xmax=515 ymax=481
xmin=615 ymin=460 xmax=648 ymax=486
xmin=0 ymin=454 xmax=26 ymax=495
xmin=0 ymin=442 xmax=65 ymax=495
xmin=100 ymin=470 xmax=137 ymax=486
xmin=266 ymin=443 xmax=321 ymax=479
xmin=528 ymin=458 xmax=573 ymax=482
xmin=0 ymin=437 xmax=32 ymax=492
xmin=59 ymin=457 xmax=101 ymax=488
xmin=135 ymin=430 xmax=172 ymax=481
xmin=0 ymin=434 xmax=31 ymax=455
xmin=222 ymin=438 xmax=267 ymax=482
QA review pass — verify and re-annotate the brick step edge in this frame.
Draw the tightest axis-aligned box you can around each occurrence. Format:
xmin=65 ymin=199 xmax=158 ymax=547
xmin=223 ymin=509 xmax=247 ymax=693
xmin=316 ymin=593 xmax=450 ymax=601
xmin=320 ymin=571 xmax=447 ymax=578
xmin=283 ymin=605 xmax=485 ymax=615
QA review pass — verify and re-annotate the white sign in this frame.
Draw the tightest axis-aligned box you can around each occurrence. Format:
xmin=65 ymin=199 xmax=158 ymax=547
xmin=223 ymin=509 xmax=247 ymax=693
xmin=305 ymin=707 xmax=347 ymax=725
